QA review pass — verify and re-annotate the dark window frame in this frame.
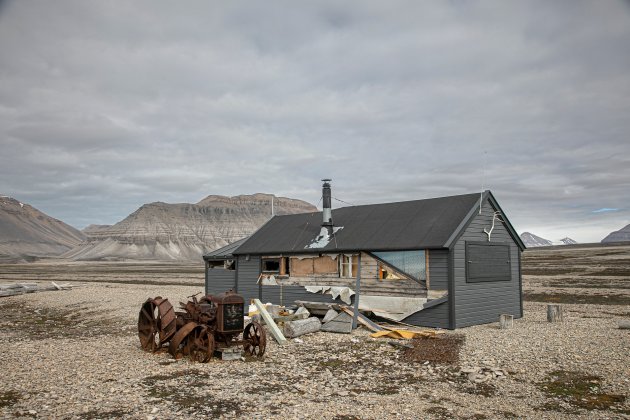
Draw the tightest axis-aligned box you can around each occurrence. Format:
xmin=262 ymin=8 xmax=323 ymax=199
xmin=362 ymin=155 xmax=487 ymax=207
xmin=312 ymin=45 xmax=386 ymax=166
xmin=261 ymin=257 xmax=281 ymax=273
xmin=465 ymin=241 xmax=511 ymax=283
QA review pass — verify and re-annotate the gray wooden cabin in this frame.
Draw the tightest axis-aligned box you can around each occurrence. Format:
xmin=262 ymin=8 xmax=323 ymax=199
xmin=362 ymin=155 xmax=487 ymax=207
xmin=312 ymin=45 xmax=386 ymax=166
xmin=204 ymin=189 xmax=525 ymax=329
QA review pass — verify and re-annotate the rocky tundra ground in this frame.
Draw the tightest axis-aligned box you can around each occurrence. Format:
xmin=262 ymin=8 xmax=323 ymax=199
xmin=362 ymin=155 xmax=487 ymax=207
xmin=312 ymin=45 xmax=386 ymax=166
xmin=0 ymin=244 xmax=629 ymax=419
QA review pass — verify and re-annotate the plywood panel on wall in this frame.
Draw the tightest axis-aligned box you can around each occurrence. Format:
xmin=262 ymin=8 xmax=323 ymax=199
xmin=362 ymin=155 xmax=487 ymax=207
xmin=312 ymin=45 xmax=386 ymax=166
xmin=313 ymin=256 xmax=338 ymax=274
xmin=291 ymin=258 xmax=314 ymax=276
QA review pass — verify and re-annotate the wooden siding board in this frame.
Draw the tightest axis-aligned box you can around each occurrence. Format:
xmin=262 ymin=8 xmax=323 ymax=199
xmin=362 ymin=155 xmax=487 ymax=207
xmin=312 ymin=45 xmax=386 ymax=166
xmin=237 ymin=255 xmax=261 ymax=304
xmin=428 ymin=249 xmax=448 ymax=290
xmin=453 ymin=200 xmax=522 ymax=327
xmin=262 ymin=285 xmax=341 ymax=305
xmin=205 ymin=267 xmax=236 ymax=296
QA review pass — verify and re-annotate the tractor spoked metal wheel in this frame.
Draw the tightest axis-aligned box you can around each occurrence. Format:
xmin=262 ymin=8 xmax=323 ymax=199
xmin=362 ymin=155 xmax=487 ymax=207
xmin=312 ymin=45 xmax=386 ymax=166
xmin=168 ymin=322 xmax=198 ymax=360
xmin=189 ymin=325 xmax=215 ymax=363
xmin=138 ymin=297 xmax=177 ymax=352
xmin=243 ymin=321 xmax=266 ymax=357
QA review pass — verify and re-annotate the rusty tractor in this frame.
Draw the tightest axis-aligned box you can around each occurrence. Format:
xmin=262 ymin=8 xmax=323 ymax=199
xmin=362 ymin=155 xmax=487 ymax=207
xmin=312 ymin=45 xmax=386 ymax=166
xmin=138 ymin=290 xmax=266 ymax=362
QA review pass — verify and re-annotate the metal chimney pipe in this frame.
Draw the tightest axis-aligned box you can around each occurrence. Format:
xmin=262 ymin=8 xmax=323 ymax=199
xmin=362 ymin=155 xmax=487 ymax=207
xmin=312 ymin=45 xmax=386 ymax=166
xmin=322 ymin=179 xmax=332 ymax=227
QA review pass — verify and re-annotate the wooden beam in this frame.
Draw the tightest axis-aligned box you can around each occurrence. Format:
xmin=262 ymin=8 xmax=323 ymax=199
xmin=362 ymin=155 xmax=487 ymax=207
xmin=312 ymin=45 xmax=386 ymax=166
xmin=253 ymin=299 xmax=287 ymax=345
xmin=352 ymin=253 xmax=362 ymax=329
xmin=341 ymin=307 xmax=382 ymax=332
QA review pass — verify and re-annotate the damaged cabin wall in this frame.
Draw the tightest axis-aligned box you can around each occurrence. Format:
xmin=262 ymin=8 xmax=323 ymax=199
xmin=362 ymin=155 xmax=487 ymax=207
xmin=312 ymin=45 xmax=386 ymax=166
xmin=272 ymin=252 xmax=426 ymax=299
xmin=236 ymin=255 xmax=261 ymax=304
xmin=401 ymin=250 xmax=450 ymax=329
xmin=262 ymin=285 xmax=341 ymax=306
xmin=402 ymin=299 xmax=450 ymax=329
xmin=360 ymin=252 xmax=426 ymax=297
xmin=453 ymin=200 xmax=522 ymax=328
xmin=205 ymin=261 xmax=236 ymax=296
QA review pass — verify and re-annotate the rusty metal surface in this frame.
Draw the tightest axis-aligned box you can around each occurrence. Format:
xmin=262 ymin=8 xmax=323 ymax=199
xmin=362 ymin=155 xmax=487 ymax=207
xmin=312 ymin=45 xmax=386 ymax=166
xmin=168 ymin=321 xmax=197 ymax=360
xmin=138 ymin=297 xmax=177 ymax=352
xmin=243 ymin=321 xmax=266 ymax=357
xmin=139 ymin=289 xmax=267 ymax=363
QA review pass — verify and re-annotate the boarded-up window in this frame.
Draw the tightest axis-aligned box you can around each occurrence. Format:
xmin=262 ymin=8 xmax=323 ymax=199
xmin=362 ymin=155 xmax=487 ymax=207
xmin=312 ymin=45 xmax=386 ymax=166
xmin=291 ymin=258 xmax=314 ymax=276
xmin=290 ymin=255 xmax=339 ymax=276
xmin=313 ymin=256 xmax=338 ymax=273
xmin=466 ymin=242 xmax=511 ymax=283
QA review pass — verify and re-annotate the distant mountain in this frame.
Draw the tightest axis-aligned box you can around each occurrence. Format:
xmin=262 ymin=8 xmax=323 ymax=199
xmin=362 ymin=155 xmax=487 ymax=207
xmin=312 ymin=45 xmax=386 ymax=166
xmin=520 ymin=232 xmax=553 ymax=248
xmin=0 ymin=195 xmax=86 ymax=262
xmin=602 ymin=224 xmax=630 ymax=243
xmin=64 ymin=194 xmax=316 ymax=261
xmin=82 ymin=224 xmax=112 ymax=234
xmin=559 ymin=237 xmax=578 ymax=245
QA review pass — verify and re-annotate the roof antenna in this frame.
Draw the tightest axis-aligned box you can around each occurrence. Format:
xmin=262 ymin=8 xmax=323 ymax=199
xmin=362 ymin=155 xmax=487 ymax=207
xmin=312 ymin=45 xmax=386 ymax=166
xmin=479 ymin=150 xmax=487 ymax=215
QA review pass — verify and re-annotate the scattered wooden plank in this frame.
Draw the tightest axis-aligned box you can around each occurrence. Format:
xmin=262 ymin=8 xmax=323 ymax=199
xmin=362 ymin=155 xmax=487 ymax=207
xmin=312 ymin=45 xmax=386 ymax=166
xmin=388 ymin=340 xmax=413 ymax=349
xmin=370 ymin=329 xmax=441 ymax=340
xmin=257 ymin=312 xmax=310 ymax=325
xmin=340 ymin=307 xmax=383 ymax=332
xmin=295 ymin=301 xmax=341 ymax=316
xmin=253 ymin=299 xmax=287 ymax=345
xmin=51 ymin=281 xmax=63 ymax=290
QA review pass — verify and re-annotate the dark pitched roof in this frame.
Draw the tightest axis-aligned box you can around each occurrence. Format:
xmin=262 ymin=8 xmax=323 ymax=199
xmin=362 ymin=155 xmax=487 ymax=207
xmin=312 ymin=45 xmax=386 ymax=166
xmin=203 ymin=237 xmax=249 ymax=260
xmin=233 ymin=192 xmax=483 ymax=255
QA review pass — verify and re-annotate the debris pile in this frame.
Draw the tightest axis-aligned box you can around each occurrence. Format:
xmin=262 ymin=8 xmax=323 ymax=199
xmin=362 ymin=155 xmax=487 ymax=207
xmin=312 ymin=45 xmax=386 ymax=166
xmin=251 ymin=300 xmax=443 ymax=347
xmin=0 ymin=282 xmax=74 ymax=298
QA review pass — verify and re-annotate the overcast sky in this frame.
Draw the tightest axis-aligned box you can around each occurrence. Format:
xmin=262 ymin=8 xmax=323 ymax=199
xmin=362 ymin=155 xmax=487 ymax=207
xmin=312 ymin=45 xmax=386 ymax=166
xmin=1 ymin=1 xmax=629 ymax=242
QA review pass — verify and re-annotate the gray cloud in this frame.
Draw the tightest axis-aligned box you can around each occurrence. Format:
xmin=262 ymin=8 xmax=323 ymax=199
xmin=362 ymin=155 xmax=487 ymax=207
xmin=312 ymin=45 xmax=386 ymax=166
xmin=1 ymin=0 xmax=629 ymax=242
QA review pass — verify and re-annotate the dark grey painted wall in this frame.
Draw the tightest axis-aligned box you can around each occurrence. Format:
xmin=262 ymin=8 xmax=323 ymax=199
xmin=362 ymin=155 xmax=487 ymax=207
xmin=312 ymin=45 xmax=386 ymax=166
xmin=236 ymin=255 xmax=261 ymax=305
xmin=261 ymin=285 xmax=341 ymax=306
xmin=428 ymin=249 xmax=448 ymax=290
xmin=452 ymin=200 xmax=522 ymax=328
xmin=403 ymin=300 xmax=449 ymax=329
xmin=205 ymin=264 xmax=236 ymax=296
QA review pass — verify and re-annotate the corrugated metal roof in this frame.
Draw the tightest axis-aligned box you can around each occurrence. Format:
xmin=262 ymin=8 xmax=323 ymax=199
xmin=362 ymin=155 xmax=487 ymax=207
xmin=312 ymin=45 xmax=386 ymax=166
xmin=233 ymin=193 xmax=481 ymax=254
xmin=203 ymin=236 xmax=249 ymax=259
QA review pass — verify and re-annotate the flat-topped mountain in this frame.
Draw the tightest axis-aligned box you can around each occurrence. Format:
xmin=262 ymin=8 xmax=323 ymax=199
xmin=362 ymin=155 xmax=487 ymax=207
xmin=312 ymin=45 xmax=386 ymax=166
xmin=0 ymin=195 xmax=86 ymax=262
xmin=64 ymin=194 xmax=316 ymax=261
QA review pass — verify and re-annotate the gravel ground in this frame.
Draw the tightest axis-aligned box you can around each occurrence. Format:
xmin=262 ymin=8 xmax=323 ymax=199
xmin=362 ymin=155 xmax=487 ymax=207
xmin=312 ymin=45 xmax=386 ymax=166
xmin=1 ymin=256 xmax=629 ymax=419
xmin=0 ymin=282 xmax=628 ymax=419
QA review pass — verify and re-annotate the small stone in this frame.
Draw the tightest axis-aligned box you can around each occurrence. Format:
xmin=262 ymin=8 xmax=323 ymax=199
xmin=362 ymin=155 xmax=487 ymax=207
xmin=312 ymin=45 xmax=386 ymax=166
xmin=151 ymin=407 xmax=159 ymax=414
xmin=28 ymin=410 xmax=37 ymax=415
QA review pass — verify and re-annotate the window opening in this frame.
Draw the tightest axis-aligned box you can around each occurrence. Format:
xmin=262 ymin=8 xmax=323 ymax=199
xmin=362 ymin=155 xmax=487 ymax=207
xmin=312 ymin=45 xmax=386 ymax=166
xmin=208 ymin=260 xmax=225 ymax=269
xmin=262 ymin=258 xmax=281 ymax=273
xmin=339 ymin=255 xmax=356 ymax=278
xmin=378 ymin=263 xmax=404 ymax=280
xmin=372 ymin=250 xmax=426 ymax=281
